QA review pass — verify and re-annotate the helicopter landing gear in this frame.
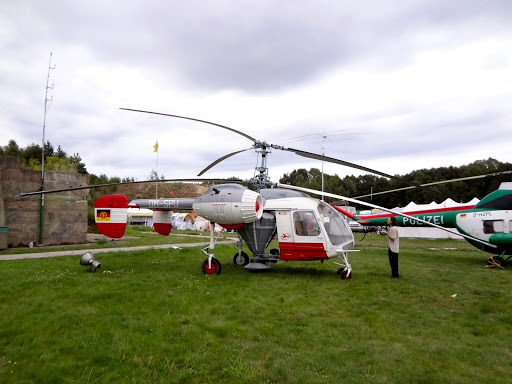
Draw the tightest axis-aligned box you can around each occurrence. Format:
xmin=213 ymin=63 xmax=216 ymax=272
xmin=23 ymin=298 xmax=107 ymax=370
xmin=201 ymin=223 xmax=222 ymax=275
xmin=233 ymin=251 xmax=250 ymax=266
xmin=486 ymin=254 xmax=508 ymax=269
xmin=337 ymin=269 xmax=352 ymax=279
xmin=333 ymin=251 xmax=353 ymax=280
xmin=202 ymin=257 xmax=221 ymax=275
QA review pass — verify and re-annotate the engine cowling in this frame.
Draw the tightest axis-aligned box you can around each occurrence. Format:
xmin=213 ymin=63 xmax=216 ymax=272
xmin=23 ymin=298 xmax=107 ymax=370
xmin=94 ymin=194 xmax=128 ymax=238
xmin=192 ymin=184 xmax=263 ymax=226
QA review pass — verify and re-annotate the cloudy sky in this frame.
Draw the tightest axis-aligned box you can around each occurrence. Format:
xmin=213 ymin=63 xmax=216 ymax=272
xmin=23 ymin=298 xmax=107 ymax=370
xmin=1 ymin=0 xmax=511 ymax=184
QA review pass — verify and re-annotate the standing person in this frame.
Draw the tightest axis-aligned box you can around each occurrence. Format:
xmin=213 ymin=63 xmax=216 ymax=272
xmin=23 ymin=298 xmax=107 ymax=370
xmin=381 ymin=216 xmax=400 ymax=278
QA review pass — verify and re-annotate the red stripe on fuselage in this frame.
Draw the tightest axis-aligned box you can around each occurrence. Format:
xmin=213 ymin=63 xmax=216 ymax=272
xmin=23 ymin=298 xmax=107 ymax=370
xmin=358 ymin=205 xmax=475 ymax=220
xmin=279 ymin=242 xmax=328 ymax=261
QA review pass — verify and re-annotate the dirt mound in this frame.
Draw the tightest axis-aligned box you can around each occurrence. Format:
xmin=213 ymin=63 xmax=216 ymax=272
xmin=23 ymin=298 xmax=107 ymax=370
xmin=114 ymin=182 xmax=208 ymax=201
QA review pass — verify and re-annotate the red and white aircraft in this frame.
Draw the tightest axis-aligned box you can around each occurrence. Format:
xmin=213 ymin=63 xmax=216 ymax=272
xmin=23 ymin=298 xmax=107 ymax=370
xmin=94 ymin=183 xmax=357 ymax=278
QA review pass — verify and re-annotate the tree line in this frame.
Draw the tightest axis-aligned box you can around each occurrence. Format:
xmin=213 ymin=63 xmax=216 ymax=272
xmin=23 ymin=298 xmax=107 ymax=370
xmin=279 ymin=158 xmax=512 ymax=208
xmin=0 ymin=140 xmax=159 ymax=186
xmin=3 ymin=140 xmax=511 ymax=209
xmin=1 ymin=139 xmax=87 ymax=174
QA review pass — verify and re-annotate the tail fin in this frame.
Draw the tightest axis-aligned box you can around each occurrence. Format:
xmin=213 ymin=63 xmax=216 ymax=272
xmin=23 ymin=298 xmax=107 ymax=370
xmin=474 ymin=183 xmax=512 ymax=210
xmin=94 ymin=194 xmax=128 ymax=239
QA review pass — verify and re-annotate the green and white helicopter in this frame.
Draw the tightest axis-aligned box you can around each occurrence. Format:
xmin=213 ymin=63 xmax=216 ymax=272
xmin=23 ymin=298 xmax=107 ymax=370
xmin=323 ymin=175 xmax=512 ymax=268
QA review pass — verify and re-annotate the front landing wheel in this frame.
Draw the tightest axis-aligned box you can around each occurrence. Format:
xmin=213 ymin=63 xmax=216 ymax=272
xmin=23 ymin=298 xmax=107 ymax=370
xmin=202 ymin=258 xmax=221 ymax=275
xmin=487 ymin=255 xmax=507 ymax=269
xmin=337 ymin=268 xmax=352 ymax=280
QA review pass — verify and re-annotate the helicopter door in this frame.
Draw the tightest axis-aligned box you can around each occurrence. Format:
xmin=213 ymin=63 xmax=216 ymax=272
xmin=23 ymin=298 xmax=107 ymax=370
xmin=276 ymin=209 xmax=328 ymax=261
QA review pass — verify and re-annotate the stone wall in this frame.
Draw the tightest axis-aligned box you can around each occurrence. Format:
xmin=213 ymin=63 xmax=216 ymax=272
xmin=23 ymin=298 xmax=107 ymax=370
xmin=0 ymin=156 xmax=90 ymax=247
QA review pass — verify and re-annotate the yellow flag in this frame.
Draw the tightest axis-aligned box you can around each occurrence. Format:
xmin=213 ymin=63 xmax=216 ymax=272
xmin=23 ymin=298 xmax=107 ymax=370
xmin=153 ymin=140 xmax=159 ymax=152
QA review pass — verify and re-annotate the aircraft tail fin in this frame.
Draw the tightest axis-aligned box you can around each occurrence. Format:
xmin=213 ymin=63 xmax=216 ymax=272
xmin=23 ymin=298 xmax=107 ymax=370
xmin=474 ymin=186 xmax=512 ymax=210
xmin=94 ymin=194 xmax=128 ymax=239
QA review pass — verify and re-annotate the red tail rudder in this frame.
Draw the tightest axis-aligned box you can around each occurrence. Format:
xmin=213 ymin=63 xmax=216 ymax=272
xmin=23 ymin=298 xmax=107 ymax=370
xmin=95 ymin=194 xmax=128 ymax=239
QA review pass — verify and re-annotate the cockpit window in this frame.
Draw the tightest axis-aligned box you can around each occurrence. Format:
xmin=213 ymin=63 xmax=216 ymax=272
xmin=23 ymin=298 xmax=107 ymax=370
xmin=317 ymin=201 xmax=353 ymax=246
xmin=483 ymin=220 xmax=505 ymax=234
xmin=293 ymin=211 xmax=320 ymax=236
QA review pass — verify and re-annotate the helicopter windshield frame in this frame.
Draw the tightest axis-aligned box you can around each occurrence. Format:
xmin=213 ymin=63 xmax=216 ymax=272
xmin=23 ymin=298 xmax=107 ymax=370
xmin=317 ymin=201 xmax=353 ymax=246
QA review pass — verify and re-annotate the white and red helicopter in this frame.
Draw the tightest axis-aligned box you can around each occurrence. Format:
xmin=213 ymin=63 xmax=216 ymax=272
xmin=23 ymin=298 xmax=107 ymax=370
xmin=94 ymin=183 xmax=357 ymax=277
xmin=91 ymin=108 xmax=392 ymax=278
xmin=21 ymin=109 xmax=510 ymax=278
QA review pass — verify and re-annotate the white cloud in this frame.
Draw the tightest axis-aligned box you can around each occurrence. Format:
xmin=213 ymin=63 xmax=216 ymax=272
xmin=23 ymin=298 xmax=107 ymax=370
xmin=1 ymin=0 xmax=511 ymax=187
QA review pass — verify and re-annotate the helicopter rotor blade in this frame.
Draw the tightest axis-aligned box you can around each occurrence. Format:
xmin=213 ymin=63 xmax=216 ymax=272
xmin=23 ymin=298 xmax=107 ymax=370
xmin=283 ymin=147 xmax=408 ymax=182
xmin=120 ymin=108 xmax=258 ymax=143
xmin=20 ymin=178 xmax=243 ymax=197
xmin=353 ymin=170 xmax=512 ymax=199
xmin=119 ymin=108 xmax=450 ymax=193
xmin=197 ymin=147 xmax=255 ymax=176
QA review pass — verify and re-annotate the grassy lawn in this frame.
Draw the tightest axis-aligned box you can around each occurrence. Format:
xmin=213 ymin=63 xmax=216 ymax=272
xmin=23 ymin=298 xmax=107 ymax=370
xmin=1 ymin=233 xmax=511 ymax=383
xmin=0 ymin=226 xmax=237 ymax=255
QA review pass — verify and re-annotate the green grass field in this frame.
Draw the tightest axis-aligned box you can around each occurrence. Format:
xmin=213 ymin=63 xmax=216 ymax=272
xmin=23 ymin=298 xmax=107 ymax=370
xmin=0 ymin=226 xmax=236 ymax=255
xmin=1 ymin=233 xmax=511 ymax=383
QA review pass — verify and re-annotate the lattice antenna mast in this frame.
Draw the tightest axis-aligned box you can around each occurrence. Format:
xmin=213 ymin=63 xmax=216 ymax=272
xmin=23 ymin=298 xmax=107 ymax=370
xmin=40 ymin=52 xmax=56 ymax=244
xmin=282 ymin=128 xmax=362 ymax=200
xmin=320 ymin=129 xmax=327 ymax=201
xmin=42 ymin=52 xmax=56 ymax=183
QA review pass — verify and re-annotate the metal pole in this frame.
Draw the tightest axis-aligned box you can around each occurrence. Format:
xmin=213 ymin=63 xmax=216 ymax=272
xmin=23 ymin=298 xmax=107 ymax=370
xmin=155 ymin=138 xmax=159 ymax=198
xmin=40 ymin=52 xmax=55 ymax=245
xmin=321 ymin=129 xmax=325 ymax=201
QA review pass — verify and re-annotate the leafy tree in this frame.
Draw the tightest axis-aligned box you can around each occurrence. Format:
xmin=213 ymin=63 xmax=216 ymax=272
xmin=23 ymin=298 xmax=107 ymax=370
xmin=148 ymin=169 xmax=165 ymax=180
xmin=279 ymin=158 xmax=512 ymax=209
xmin=148 ymin=170 xmax=159 ymax=180
xmin=69 ymin=153 xmax=87 ymax=174
xmin=89 ymin=174 xmax=110 ymax=185
xmin=1 ymin=139 xmax=88 ymax=174
xmin=43 ymin=141 xmax=54 ymax=158
xmin=3 ymin=140 xmax=20 ymax=157
xmin=56 ymin=145 xmax=66 ymax=158
xmin=20 ymin=143 xmax=43 ymax=165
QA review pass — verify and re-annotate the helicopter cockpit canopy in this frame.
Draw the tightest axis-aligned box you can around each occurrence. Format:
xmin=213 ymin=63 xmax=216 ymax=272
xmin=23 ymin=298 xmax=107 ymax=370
xmin=317 ymin=201 xmax=354 ymax=247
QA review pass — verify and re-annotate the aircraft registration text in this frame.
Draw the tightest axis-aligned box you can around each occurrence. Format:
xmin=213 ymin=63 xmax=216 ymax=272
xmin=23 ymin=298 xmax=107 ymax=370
xmin=148 ymin=200 xmax=180 ymax=208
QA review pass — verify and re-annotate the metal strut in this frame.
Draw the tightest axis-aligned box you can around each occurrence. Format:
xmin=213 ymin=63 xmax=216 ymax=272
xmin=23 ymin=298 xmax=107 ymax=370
xmin=202 ymin=222 xmax=221 ymax=268
xmin=333 ymin=251 xmax=352 ymax=277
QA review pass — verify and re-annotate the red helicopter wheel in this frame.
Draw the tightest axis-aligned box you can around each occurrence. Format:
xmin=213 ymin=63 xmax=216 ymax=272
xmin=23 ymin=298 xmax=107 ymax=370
xmin=338 ymin=269 xmax=352 ymax=280
xmin=202 ymin=258 xmax=222 ymax=275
